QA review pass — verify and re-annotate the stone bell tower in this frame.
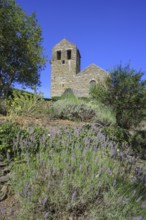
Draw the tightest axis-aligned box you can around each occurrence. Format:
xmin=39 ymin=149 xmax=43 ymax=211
xmin=51 ymin=39 xmax=81 ymax=97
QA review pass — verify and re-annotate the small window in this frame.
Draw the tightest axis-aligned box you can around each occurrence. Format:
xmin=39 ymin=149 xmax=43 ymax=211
xmin=57 ymin=51 xmax=61 ymax=60
xmin=67 ymin=50 xmax=72 ymax=60
xmin=62 ymin=60 xmax=65 ymax=64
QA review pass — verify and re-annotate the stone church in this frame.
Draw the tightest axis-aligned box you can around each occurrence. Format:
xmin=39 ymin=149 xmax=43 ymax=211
xmin=51 ymin=39 xmax=109 ymax=97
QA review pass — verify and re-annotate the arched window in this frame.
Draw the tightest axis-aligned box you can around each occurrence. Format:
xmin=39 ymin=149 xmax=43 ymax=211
xmin=89 ymin=80 xmax=96 ymax=88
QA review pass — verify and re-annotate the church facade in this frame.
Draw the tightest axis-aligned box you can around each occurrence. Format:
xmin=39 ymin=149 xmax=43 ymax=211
xmin=51 ymin=39 xmax=109 ymax=97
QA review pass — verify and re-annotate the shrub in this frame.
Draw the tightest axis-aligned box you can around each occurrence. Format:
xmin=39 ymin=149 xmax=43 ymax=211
xmin=0 ymin=121 xmax=24 ymax=160
xmin=51 ymin=101 xmax=96 ymax=121
xmin=51 ymin=98 xmax=115 ymax=124
xmin=0 ymin=121 xmax=50 ymax=161
xmin=90 ymin=64 xmax=146 ymax=129
xmin=11 ymin=125 xmax=146 ymax=220
xmin=104 ymin=125 xmax=130 ymax=147
xmin=108 ymin=64 xmax=146 ymax=129
xmin=131 ymin=130 xmax=146 ymax=159
xmin=51 ymin=96 xmax=61 ymax=101
xmin=89 ymin=83 xmax=108 ymax=104
xmin=0 ymin=98 xmax=7 ymax=115
xmin=61 ymin=88 xmax=76 ymax=100
xmin=7 ymin=90 xmax=50 ymax=118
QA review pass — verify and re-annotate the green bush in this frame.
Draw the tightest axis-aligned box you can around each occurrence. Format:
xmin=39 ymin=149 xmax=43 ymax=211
xmin=104 ymin=125 xmax=130 ymax=147
xmin=90 ymin=64 xmax=146 ymax=129
xmin=51 ymin=98 xmax=115 ymax=124
xmin=0 ymin=121 xmax=49 ymax=161
xmin=61 ymin=88 xmax=76 ymax=100
xmin=131 ymin=130 xmax=146 ymax=159
xmin=89 ymin=83 xmax=108 ymax=104
xmin=51 ymin=96 xmax=61 ymax=101
xmin=0 ymin=98 xmax=7 ymax=115
xmin=51 ymin=101 xmax=96 ymax=121
xmin=7 ymin=90 xmax=49 ymax=117
xmin=0 ymin=121 xmax=24 ymax=160
xmin=108 ymin=64 xmax=146 ymax=129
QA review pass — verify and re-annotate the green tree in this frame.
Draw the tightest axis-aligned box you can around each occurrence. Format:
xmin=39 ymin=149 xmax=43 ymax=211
xmin=108 ymin=64 xmax=146 ymax=129
xmin=90 ymin=64 xmax=146 ymax=129
xmin=0 ymin=0 xmax=46 ymax=97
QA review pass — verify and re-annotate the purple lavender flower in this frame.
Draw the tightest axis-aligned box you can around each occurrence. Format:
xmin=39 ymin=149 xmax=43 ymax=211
xmin=6 ymin=150 xmax=10 ymax=161
xmin=42 ymin=197 xmax=48 ymax=206
xmin=119 ymin=196 xmax=123 ymax=203
xmin=141 ymin=203 xmax=146 ymax=208
xmin=1 ymin=207 xmax=6 ymax=214
xmin=18 ymin=191 xmax=23 ymax=197
xmin=71 ymin=153 xmax=76 ymax=160
xmin=132 ymin=190 xmax=136 ymax=196
xmin=94 ymin=146 xmax=97 ymax=152
xmin=111 ymin=147 xmax=117 ymax=158
xmin=44 ymin=212 xmax=49 ymax=219
xmin=134 ymin=216 xmax=143 ymax=220
xmin=0 ymin=154 xmax=3 ymax=160
xmin=99 ymin=168 xmax=102 ymax=176
xmin=71 ymin=191 xmax=77 ymax=201
xmin=106 ymin=168 xmax=112 ymax=175
xmin=90 ymin=185 xmax=93 ymax=192
xmin=113 ymin=179 xmax=117 ymax=186
xmin=10 ymin=207 xmax=14 ymax=215
xmin=24 ymin=182 xmax=29 ymax=196
xmin=52 ymin=166 xmax=56 ymax=175
xmin=136 ymin=196 xmax=142 ymax=203
xmin=79 ymin=164 xmax=82 ymax=171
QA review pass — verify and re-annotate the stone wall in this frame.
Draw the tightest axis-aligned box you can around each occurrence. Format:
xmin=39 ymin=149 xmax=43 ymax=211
xmin=72 ymin=64 xmax=109 ymax=97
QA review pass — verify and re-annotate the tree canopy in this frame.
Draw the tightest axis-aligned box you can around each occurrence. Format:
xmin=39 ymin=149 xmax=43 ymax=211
xmin=0 ymin=0 xmax=46 ymax=97
xmin=90 ymin=64 xmax=146 ymax=129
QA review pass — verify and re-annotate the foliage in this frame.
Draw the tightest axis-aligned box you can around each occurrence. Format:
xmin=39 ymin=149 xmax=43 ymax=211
xmin=91 ymin=64 xmax=146 ymax=129
xmin=0 ymin=121 xmax=24 ymax=160
xmin=0 ymin=98 xmax=7 ymax=115
xmin=7 ymin=89 xmax=50 ymax=117
xmin=61 ymin=88 xmax=76 ymax=100
xmin=51 ymin=96 xmax=62 ymax=101
xmin=0 ymin=121 xmax=50 ymax=161
xmin=131 ymin=130 xmax=146 ymax=159
xmin=108 ymin=64 xmax=146 ymax=129
xmin=50 ymin=98 xmax=115 ymax=124
xmin=8 ymin=125 xmax=146 ymax=220
xmin=89 ymin=83 xmax=108 ymax=104
xmin=104 ymin=125 xmax=130 ymax=146
xmin=0 ymin=0 xmax=46 ymax=97
xmin=51 ymin=101 xmax=96 ymax=122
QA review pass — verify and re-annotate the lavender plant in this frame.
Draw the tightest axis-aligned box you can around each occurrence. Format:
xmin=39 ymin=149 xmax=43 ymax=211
xmin=51 ymin=98 xmax=115 ymax=124
xmin=10 ymin=125 xmax=146 ymax=220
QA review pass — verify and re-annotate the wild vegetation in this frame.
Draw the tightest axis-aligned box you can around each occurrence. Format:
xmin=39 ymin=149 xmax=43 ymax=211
xmin=0 ymin=1 xmax=146 ymax=219
xmin=0 ymin=0 xmax=46 ymax=97
xmin=0 ymin=122 xmax=145 ymax=220
xmin=0 ymin=67 xmax=146 ymax=219
xmin=90 ymin=64 xmax=146 ymax=129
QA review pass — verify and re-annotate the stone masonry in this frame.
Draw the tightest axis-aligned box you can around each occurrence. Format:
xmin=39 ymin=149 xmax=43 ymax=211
xmin=51 ymin=39 xmax=109 ymax=97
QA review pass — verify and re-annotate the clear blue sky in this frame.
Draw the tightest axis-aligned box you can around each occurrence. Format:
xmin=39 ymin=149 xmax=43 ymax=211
xmin=15 ymin=0 xmax=146 ymax=98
